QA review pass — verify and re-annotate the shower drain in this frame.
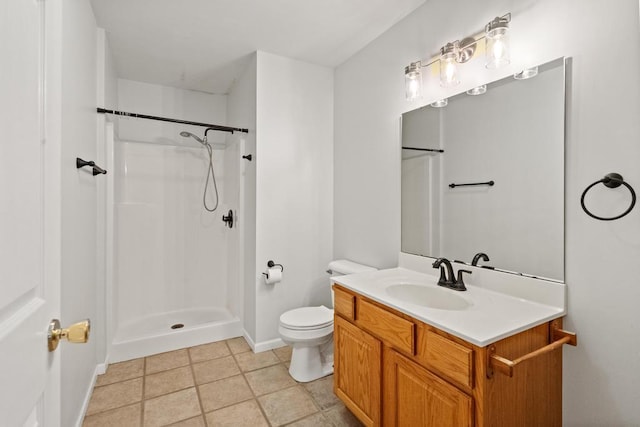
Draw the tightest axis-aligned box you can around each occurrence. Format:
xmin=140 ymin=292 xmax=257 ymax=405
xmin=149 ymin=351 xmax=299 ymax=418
xmin=170 ymin=323 xmax=184 ymax=330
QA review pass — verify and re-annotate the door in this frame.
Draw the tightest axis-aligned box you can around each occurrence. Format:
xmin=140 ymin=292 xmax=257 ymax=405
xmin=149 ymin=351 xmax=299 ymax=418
xmin=0 ymin=0 xmax=61 ymax=425
xmin=383 ymin=348 xmax=473 ymax=427
xmin=333 ymin=315 xmax=381 ymax=427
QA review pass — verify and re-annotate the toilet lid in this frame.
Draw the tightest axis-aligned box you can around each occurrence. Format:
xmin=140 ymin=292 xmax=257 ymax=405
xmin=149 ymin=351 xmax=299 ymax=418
xmin=280 ymin=306 xmax=334 ymax=330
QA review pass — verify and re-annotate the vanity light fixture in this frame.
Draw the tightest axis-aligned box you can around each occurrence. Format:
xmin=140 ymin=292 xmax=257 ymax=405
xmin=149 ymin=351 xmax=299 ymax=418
xmin=430 ymin=99 xmax=448 ymax=108
xmin=440 ymin=42 xmax=461 ymax=87
xmin=404 ymin=12 xmax=511 ymax=100
xmin=514 ymin=66 xmax=538 ymax=80
xmin=466 ymin=85 xmax=487 ymax=96
xmin=485 ymin=14 xmax=511 ymax=69
xmin=405 ymin=61 xmax=423 ymax=100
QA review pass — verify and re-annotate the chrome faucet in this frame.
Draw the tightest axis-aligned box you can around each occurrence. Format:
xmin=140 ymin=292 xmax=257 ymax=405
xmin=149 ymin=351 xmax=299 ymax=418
xmin=472 ymin=252 xmax=490 ymax=266
xmin=432 ymin=258 xmax=471 ymax=291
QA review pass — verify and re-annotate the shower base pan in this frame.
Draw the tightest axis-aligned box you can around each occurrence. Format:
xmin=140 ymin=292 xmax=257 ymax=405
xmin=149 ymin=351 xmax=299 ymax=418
xmin=110 ymin=307 xmax=242 ymax=363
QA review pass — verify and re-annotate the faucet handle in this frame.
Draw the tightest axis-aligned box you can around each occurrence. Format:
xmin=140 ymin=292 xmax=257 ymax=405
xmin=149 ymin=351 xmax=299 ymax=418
xmin=455 ymin=269 xmax=472 ymax=291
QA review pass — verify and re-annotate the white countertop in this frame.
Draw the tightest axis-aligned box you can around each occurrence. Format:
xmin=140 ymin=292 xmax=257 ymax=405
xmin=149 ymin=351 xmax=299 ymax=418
xmin=332 ymin=267 xmax=566 ymax=347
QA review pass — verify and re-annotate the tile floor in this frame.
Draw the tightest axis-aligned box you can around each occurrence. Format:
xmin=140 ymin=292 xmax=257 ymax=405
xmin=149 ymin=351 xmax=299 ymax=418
xmin=83 ymin=337 xmax=363 ymax=426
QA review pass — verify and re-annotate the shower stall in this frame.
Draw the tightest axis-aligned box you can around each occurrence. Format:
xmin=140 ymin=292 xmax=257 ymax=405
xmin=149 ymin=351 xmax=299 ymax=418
xmin=104 ymin=118 xmax=245 ymax=362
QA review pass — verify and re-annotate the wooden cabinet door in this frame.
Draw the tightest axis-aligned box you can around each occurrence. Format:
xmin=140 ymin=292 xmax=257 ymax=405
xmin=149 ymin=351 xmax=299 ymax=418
xmin=334 ymin=315 xmax=381 ymax=427
xmin=384 ymin=348 xmax=473 ymax=427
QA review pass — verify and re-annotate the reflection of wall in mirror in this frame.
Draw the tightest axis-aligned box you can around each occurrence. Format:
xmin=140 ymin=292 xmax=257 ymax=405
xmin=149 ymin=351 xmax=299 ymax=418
xmin=401 ymin=107 xmax=442 ymax=256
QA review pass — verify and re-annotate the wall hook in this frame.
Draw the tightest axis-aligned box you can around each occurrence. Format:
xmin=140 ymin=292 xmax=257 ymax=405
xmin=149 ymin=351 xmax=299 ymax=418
xmin=77 ymin=157 xmax=107 ymax=176
xmin=242 ymin=154 xmax=252 ymax=161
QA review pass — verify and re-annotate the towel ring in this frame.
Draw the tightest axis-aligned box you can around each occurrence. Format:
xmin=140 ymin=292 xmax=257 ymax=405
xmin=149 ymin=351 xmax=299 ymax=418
xmin=580 ymin=173 xmax=636 ymax=221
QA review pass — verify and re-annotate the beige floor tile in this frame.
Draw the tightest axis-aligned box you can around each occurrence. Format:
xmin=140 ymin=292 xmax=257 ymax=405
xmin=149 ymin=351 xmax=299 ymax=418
xmin=144 ymin=366 xmax=194 ymax=399
xmin=226 ymin=336 xmax=250 ymax=354
xmin=86 ymin=378 xmax=143 ymax=416
xmin=303 ymin=375 xmax=339 ymax=410
xmin=258 ymin=386 xmax=318 ymax=426
xmin=234 ymin=350 xmax=280 ymax=372
xmin=82 ymin=403 xmax=141 ymax=427
xmin=285 ymin=412 xmax=330 ymax=427
xmin=143 ymin=388 xmax=201 ymax=427
xmin=198 ymin=375 xmax=253 ymax=412
xmin=188 ymin=341 xmax=230 ymax=363
xmin=96 ymin=358 xmax=144 ymax=387
xmin=205 ymin=400 xmax=269 ymax=427
xmin=245 ymin=364 xmax=296 ymax=396
xmin=323 ymin=402 xmax=363 ymax=427
xmin=166 ymin=416 xmax=206 ymax=427
xmin=273 ymin=345 xmax=292 ymax=362
xmin=145 ymin=349 xmax=190 ymax=374
xmin=192 ymin=355 xmax=240 ymax=385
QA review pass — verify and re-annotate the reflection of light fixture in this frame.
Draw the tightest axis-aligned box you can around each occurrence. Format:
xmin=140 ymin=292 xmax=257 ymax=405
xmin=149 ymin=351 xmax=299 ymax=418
xmin=466 ymin=85 xmax=487 ymax=96
xmin=440 ymin=42 xmax=460 ymax=88
xmin=514 ymin=66 xmax=538 ymax=80
xmin=404 ymin=12 xmax=512 ymax=100
xmin=405 ymin=61 xmax=422 ymax=100
xmin=430 ymin=99 xmax=448 ymax=108
xmin=485 ymin=15 xmax=511 ymax=69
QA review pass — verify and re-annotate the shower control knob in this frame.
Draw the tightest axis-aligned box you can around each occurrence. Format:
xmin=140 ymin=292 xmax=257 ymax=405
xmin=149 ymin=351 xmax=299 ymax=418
xmin=222 ymin=210 xmax=234 ymax=228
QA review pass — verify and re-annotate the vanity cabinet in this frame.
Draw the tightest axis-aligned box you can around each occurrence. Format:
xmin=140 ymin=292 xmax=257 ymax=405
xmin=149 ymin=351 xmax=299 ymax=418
xmin=334 ymin=315 xmax=381 ymax=426
xmin=384 ymin=347 xmax=472 ymax=427
xmin=333 ymin=284 xmax=572 ymax=427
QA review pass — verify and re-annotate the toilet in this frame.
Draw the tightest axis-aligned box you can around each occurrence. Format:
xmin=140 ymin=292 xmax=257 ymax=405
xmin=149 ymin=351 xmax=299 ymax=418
xmin=278 ymin=259 xmax=377 ymax=382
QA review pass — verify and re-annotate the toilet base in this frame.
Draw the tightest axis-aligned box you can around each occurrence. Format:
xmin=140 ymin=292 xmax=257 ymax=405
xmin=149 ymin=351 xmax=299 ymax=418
xmin=288 ymin=339 xmax=334 ymax=383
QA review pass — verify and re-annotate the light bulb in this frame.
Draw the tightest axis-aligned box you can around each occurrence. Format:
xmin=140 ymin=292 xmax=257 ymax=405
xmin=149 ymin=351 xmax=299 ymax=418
xmin=440 ymin=42 xmax=460 ymax=88
xmin=485 ymin=16 xmax=511 ymax=69
xmin=405 ymin=62 xmax=422 ymax=101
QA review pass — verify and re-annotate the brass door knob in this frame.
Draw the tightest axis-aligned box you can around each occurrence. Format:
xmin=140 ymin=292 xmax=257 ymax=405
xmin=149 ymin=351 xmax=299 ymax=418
xmin=48 ymin=318 xmax=91 ymax=352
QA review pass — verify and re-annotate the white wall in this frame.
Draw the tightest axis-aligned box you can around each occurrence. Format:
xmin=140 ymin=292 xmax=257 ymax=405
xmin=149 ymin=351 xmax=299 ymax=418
xmin=253 ymin=52 xmax=334 ymax=346
xmin=334 ymin=0 xmax=640 ymax=424
xmin=227 ymin=54 xmax=258 ymax=340
xmin=59 ymin=1 xmax=99 ymax=426
xmin=117 ymin=79 xmax=227 ymax=145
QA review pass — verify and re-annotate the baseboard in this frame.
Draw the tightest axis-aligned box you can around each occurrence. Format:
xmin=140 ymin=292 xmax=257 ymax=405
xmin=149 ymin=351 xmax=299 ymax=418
xmin=73 ymin=362 xmax=106 ymax=427
xmin=253 ymin=337 xmax=286 ymax=353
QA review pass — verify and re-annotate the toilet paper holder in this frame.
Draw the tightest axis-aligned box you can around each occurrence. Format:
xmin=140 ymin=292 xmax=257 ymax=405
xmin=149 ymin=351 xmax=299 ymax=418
xmin=262 ymin=260 xmax=284 ymax=277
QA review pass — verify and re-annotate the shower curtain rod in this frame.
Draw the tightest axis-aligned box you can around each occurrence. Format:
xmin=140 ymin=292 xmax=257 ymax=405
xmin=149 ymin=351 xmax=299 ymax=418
xmin=96 ymin=108 xmax=249 ymax=134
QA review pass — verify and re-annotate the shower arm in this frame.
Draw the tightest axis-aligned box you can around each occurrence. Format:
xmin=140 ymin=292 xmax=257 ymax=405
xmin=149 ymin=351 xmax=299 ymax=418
xmin=204 ymin=126 xmax=242 ymax=139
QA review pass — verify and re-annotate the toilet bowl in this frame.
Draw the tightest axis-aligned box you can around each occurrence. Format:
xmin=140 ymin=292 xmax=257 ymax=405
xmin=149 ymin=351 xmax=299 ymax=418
xmin=278 ymin=260 xmax=377 ymax=382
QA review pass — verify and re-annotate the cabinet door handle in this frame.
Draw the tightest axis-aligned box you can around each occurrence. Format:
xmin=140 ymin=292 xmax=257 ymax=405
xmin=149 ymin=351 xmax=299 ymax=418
xmin=488 ymin=322 xmax=577 ymax=378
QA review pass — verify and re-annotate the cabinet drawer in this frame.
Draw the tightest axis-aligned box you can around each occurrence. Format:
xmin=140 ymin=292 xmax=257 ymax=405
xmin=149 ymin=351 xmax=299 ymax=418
xmin=419 ymin=329 xmax=473 ymax=388
xmin=357 ymin=299 xmax=415 ymax=354
xmin=333 ymin=286 xmax=355 ymax=320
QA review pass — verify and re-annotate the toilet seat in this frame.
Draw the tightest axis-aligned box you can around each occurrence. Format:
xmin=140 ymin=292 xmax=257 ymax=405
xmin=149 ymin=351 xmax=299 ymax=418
xmin=280 ymin=306 xmax=333 ymax=331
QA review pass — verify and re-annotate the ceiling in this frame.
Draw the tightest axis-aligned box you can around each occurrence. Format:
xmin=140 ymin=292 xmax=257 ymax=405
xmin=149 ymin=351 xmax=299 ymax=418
xmin=90 ymin=0 xmax=426 ymax=94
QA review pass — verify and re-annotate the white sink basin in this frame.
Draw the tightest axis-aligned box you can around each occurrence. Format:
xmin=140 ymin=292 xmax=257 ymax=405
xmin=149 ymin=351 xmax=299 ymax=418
xmin=385 ymin=284 xmax=471 ymax=310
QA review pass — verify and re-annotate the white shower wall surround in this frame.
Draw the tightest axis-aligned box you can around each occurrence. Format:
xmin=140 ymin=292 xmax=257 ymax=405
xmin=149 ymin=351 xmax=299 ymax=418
xmin=109 ymin=139 xmax=241 ymax=362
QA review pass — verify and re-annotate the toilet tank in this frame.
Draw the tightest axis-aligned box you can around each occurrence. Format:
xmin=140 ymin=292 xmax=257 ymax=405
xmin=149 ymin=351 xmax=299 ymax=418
xmin=328 ymin=259 xmax=377 ymax=308
xmin=328 ymin=259 xmax=377 ymax=276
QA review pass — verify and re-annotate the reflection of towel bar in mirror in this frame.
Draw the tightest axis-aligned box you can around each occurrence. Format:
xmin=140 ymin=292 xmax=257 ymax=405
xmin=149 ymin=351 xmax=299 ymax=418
xmin=402 ymin=146 xmax=444 ymax=153
xmin=449 ymin=180 xmax=494 ymax=189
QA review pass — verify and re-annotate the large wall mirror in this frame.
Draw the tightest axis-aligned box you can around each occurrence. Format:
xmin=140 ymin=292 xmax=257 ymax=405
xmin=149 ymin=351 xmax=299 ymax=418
xmin=401 ymin=57 xmax=566 ymax=282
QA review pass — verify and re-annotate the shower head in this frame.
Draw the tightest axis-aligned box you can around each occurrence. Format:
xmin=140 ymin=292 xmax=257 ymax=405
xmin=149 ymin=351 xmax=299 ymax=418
xmin=179 ymin=131 xmax=206 ymax=145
